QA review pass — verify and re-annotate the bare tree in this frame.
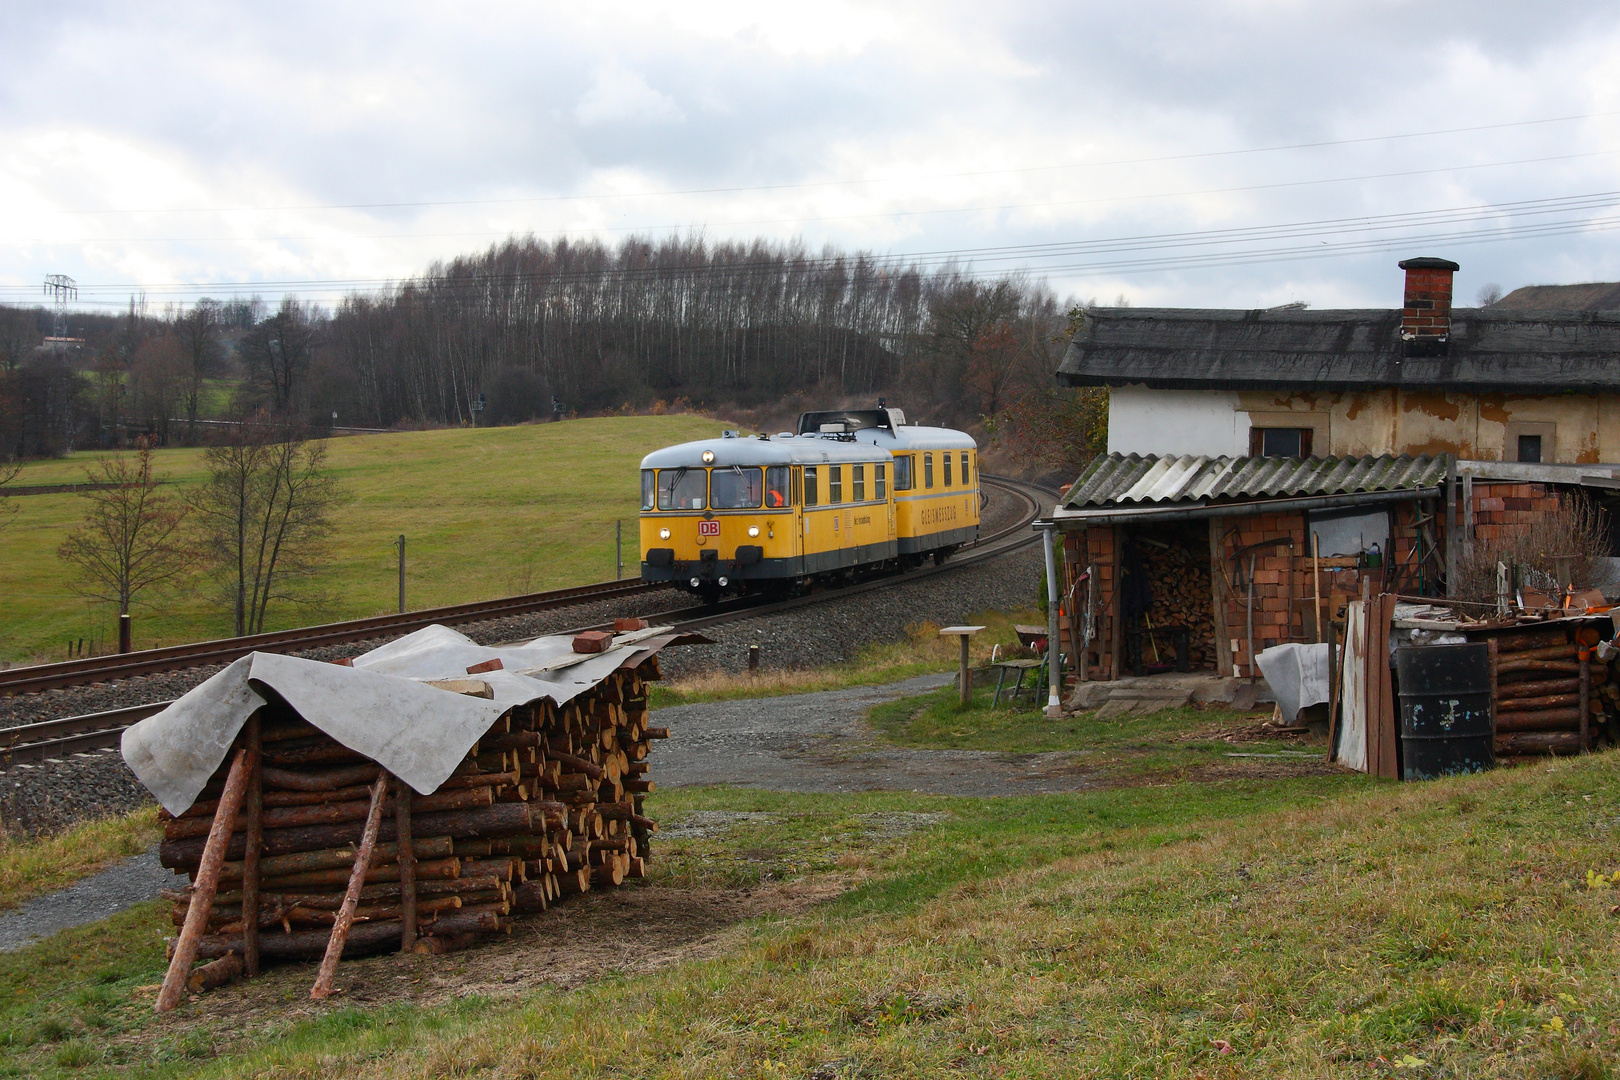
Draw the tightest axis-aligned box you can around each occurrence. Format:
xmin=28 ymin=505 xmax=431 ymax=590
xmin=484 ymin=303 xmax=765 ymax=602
xmin=1477 ymin=283 xmax=1505 ymax=307
xmin=56 ymin=441 xmax=190 ymax=645
xmin=189 ymin=414 xmax=344 ymax=636
xmin=0 ymin=454 xmax=20 ymax=529
xmin=240 ymin=298 xmax=319 ymax=414
xmin=173 ymin=300 xmax=224 ymax=443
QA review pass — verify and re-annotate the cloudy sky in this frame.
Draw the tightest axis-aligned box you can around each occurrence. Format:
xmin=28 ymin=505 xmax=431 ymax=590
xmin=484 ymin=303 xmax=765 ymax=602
xmin=2 ymin=0 xmax=1618 ymax=314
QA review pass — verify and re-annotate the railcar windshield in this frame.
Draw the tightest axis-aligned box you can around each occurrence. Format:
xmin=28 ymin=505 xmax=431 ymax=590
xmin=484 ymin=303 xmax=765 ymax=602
xmin=640 ymin=470 xmax=655 ymax=511
xmin=711 ymin=466 xmax=764 ymax=509
xmin=658 ymin=467 xmax=707 ymax=510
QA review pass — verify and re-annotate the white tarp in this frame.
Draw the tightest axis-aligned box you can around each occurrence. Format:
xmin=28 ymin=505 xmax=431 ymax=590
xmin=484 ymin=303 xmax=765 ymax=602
xmin=1254 ymin=642 xmax=1331 ymax=725
xmin=122 ymin=623 xmax=683 ymax=816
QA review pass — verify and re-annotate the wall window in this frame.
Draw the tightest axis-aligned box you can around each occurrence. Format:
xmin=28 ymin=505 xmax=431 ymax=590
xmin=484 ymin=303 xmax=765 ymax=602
xmin=804 ymin=467 xmax=818 ymax=507
xmin=924 ymin=453 xmax=934 ymax=489
xmin=875 ymin=463 xmax=887 ymax=499
xmin=829 ymin=466 xmax=843 ymax=503
xmin=765 ymin=465 xmax=790 ymax=507
xmin=657 ymin=468 xmax=706 ymax=510
xmin=1250 ymin=427 xmax=1313 ymax=458
xmin=641 ymin=469 xmax=656 ymax=511
xmin=852 ymin=464 xmax=866 ymax=501
xmin=1505 ymin=421 xmax=1555 ymax=464
xmin=942 ymin=453 xmax=953 ymax=487
xmin=894 ymin=456 xmax=913 ymax=491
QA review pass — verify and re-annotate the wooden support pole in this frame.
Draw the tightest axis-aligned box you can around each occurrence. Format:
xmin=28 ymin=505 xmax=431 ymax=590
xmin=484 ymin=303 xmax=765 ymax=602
xmin=156 ymin=744 xmax=255 ymax=1013
xmin=242 ymin=714 xmax=263 ymax=978
xmin=1312 ymin=533 xmax=1323 ymax=644
xmin=310 ymin=771 xmax=390 ymax=999
xmin=959 ymin=634 xmax=971 ymax=708
xmin=396 ymin=779 xmax=417 ymax=952
xmin=1579 ymin=649 xmax=1591 ymax=754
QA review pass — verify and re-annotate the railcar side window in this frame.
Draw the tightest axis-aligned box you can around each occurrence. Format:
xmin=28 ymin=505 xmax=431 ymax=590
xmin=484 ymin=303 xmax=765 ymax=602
xmin=641 ymin=470 xmax=655 ymax=511
xmin=875 ymin=463 xmax=887 ymax=499
xmin=942 ymin=454 xmax=953 ymax=487
xmin=765 ymin=466 xmax=790 ymax=508
xmin=894 ymin=455 xmax=913 ymax=491
xmin=804 ymin=467 xmax=819 ymax=506
xmin=829 ymin=466 xmax=843 ymax=503
xmin=852 ymin=465 xmax=866 ymax=501
xmin=961 ymin=452 xmax=971 ymax=484
xmin=657 ymin=467 xmax=707 ymax=510
xmin=924 ymin=453 xmax=934 ymax=489
xmin=711 ymin=466 xmax=764 ymax=509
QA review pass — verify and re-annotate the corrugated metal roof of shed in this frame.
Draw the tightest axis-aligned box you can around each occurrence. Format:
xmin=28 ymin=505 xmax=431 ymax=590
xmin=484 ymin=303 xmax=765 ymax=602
xmin=1061 ymin=453 xmax=1449 ymax=508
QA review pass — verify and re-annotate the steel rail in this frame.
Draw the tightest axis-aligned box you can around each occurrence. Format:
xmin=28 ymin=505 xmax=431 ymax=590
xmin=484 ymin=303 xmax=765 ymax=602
xmin=0 ymin=476 xmax=1052 ymax=767
xmin=0 ymin=578 xmax=662 ymax=697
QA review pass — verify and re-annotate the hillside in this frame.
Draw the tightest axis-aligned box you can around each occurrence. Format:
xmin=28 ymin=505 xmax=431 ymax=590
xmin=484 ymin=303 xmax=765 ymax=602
xmin=1493 ymin=281 xmax=1620 ymax=310
xmin=0 ymin=414 xmax=725 ymax=663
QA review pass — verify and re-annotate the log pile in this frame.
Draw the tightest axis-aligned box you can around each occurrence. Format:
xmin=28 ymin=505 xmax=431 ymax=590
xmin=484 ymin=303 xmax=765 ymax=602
xmin=1488 ymin=623 xmax=1617 ymax=757
xmin=155 ymin=654 xmax=667 ymax=1005
xmin=1137 ymin=529 xmax=1214 ymax=670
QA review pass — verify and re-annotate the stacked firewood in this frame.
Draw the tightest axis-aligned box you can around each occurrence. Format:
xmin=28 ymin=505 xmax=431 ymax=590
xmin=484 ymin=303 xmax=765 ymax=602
xmin=1140 ymin=536 xmax=1214 ymax=669
xmin=1491 ymin=624 xmax=1616 ymax=756
xmin=156 ymin=657 xmax=666 ymax=999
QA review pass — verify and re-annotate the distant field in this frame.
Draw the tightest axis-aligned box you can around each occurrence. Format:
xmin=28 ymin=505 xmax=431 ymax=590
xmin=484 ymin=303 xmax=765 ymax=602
xmin=0 ymin=415 xmax=726 ymax=664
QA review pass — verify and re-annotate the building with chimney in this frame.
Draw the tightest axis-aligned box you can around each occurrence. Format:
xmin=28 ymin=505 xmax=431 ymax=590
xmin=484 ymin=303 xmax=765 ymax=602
xmin=1059 ymin=257 xmax=1620 ymax=465
xmin=1041 ymin=258 xmax=1620 ymax=686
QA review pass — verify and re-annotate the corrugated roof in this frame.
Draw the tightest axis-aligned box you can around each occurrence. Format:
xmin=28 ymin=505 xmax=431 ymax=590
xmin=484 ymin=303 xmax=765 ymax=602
xmin=1061 ymin=453 xmax=1449 ymax=509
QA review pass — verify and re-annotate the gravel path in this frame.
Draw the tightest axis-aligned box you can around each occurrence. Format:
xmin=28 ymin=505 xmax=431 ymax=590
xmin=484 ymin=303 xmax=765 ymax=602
xmin=0 ymin=668 xmax=1081 ymax=951
xmin=651 ymin=672 xmax=1089 ymax=796
xmin=0 ymin=846 xmax=176 ymax=953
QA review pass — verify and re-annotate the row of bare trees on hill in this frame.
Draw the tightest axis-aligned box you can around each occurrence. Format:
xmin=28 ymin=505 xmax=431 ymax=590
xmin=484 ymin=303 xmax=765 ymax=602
xmin=2 ymin=232 xmax=1107 ymax=476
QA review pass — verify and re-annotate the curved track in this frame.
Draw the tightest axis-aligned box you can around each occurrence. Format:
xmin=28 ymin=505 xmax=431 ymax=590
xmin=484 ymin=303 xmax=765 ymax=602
xmin=0 ymin=474 xmax=1051 ymax=766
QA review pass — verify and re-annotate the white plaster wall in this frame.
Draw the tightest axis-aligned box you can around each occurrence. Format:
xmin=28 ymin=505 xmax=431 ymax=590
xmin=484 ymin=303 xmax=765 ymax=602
xmin=1107 ymin=386 xmax=1247 ymax=458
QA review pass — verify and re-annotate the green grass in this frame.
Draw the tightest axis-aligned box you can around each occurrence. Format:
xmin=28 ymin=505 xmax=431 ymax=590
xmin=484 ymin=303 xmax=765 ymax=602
xmin=0 ymin=415 xmax=726 ymax=663
xmin=648 ymin=607 xmax=1042 ymax=708
xmin=0 ymin=808 xmax=162 ymax=913
xmin=866 ymin=685 xmax=1312 ymax=785
xmin=6 ymin=755 xmax=1620 ymax=1078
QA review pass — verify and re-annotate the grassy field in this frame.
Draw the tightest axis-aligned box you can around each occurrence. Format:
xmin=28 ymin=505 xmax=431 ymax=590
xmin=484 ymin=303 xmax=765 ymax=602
xmin=0 ymin=808 xmax=161 ymax=914
xmin=1 ymin=693 xmax=1616 ymax=1077
xmin=0 ymin=415 xmax=726 ymax=663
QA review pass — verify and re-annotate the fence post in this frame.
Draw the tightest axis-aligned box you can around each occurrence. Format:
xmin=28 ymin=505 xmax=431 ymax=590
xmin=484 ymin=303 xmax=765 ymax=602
xmin=396 ymin=535 xmax=406 ymax=613
xmin=616 ymin=521 xmax=623 ymax=580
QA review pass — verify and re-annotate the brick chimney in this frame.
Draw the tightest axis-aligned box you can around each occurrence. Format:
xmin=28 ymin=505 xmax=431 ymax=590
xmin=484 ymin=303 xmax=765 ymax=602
xmin=1398 ymin=256 xmax=1460 ymax=356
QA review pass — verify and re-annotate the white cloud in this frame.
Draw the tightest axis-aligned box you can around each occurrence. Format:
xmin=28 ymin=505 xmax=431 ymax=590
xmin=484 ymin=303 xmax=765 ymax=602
xmin=0 ymin=0 xmax=1618 ymax=311
xmin=574 ymin=64 xmax=685 ymax=126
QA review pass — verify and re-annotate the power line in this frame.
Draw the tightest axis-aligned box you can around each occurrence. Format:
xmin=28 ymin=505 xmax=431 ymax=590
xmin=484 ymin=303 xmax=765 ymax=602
xmin=10 ymin=148 xmax=1619 ymax=249
xmin=39 ymin=109 xmax=1620 ymax=218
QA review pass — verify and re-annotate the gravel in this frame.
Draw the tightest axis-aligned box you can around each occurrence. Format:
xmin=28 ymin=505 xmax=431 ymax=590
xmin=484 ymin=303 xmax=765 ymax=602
xmin=655 ymin=544 xmax=1043 ymax=679
xmin=651 ymin=672 xmax=1091 ymax=797
xmin=0 ymin=845 xmax=177 ymax=953
xmin=0 ymin=748 xmax=155 ymax=836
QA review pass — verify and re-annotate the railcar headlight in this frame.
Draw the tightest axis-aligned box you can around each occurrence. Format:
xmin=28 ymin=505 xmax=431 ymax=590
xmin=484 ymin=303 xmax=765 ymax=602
xmin=659 ymin=528 xmax=671 ymax=540
xmin=690 ymin=577 xmax=702 ymax=588
xmin=701 ymin=450 xmax=715 ymax=464
xmin=747 ymin=526 xmax=760 ymax=537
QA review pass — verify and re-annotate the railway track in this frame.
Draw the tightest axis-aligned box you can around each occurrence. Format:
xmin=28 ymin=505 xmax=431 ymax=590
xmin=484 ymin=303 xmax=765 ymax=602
xmin=1 ymin=475 xmax=1051 ymax=767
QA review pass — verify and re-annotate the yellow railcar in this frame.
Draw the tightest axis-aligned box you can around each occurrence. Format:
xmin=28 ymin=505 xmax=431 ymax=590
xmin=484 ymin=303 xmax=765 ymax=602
xmin=639 ymin=407 xmax=979 ymax=595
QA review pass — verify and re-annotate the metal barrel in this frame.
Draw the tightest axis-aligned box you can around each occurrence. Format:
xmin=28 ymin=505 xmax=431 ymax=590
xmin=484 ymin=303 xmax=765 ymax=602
xmin=1395 ymin=643 xmax=1494 ymax=780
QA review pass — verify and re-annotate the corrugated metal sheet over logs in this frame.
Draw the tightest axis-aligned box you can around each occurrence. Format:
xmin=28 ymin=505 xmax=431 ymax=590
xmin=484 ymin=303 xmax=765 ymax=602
xmin=120 ymin=622 xmax=705 ymax=1010
xmin=1062 ymin=453 xmax=1448 ymax=509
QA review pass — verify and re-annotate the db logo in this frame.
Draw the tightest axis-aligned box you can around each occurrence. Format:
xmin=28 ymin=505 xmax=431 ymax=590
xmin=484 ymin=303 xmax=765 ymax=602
xmin=697 ymin=520 xmax=721 ymax=536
